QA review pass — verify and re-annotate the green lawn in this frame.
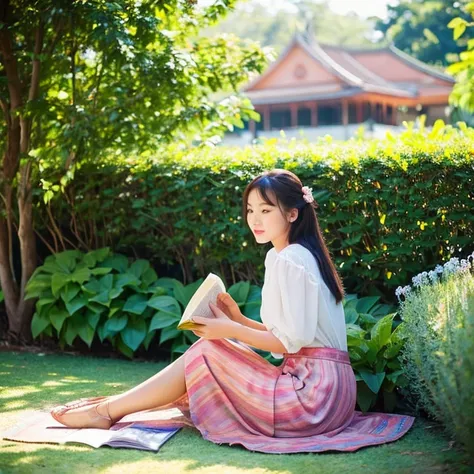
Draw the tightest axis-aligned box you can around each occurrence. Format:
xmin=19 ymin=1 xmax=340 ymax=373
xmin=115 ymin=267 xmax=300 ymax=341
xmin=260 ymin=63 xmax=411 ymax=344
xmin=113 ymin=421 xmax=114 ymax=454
xmin=0 ymin=350 xmax=471 ymax=474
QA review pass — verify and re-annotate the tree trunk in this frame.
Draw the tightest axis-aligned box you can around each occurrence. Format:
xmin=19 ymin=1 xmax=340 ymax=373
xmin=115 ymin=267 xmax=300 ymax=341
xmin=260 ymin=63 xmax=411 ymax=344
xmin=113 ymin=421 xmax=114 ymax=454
xmin=0 ymin=3 xmax=42 ymax=342
xmin=15 ymin=156 xmax=37 ymax=341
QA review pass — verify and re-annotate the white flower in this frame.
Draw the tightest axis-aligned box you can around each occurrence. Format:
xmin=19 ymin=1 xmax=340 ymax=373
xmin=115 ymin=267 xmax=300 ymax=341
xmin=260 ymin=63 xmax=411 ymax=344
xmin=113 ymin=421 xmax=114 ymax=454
xmin=302 ymin=186 xmax=314 ymax=204
xmin=395 ymin=285 xmax=413 ymax=301
xmin=412 ymin=274 xmax=423 ymax=287
xmin=428 ymin=270 xmax=438 ymax=283
xmin=396 ymin=252 xmax=473 ymax=303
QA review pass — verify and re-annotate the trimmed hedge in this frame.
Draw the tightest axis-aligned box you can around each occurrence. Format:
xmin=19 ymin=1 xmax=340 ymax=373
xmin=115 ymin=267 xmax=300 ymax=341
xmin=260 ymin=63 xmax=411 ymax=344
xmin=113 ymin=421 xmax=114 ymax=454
xmin=35 ymin=121 xmax=474 ymax=303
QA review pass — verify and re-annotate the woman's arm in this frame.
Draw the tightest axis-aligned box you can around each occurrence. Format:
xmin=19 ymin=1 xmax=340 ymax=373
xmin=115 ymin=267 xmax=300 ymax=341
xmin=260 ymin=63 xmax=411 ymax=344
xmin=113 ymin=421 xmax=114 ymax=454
xmin=235 ymin=313 xmax=268 ymax=331
xmin=192 ymin=302 xmax=287 ymax=353
xmin=216 ymin=292 xmax=267 ymax=331
xmin=230 ymin=323 xmax=288 ymax=354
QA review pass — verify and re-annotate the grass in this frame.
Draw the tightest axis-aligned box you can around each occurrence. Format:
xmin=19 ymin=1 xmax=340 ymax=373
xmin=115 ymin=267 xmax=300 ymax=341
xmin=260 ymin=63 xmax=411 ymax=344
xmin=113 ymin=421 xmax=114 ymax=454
xmin=0 ymin=349 xmax=472 ymax=474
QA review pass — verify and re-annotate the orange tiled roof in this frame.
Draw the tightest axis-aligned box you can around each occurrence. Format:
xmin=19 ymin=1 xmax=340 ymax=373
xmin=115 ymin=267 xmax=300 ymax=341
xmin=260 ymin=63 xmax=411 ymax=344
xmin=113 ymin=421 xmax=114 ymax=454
xmin=244 ymin=33 xmax=454 ymax=105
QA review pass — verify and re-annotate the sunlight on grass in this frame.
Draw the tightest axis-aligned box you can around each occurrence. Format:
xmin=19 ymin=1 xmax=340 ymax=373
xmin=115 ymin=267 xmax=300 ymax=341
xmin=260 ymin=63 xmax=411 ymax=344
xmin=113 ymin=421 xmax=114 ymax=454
xmin=41 ymin=381 xmax=65 ymax=387
xmin=100 ymin=460 xmax=290 ymax=474
xmin=53 ymin=378 xmax=98 ymax=385
xmin=11 ymin=454 xmax=41 ymax=466
xmin=4 ymin=400 xmax=28 ymax=409
xmin=1 ymin=351 xmax=469 ymax=474
xmin=0 ymin=387 xmax=41 ymax=398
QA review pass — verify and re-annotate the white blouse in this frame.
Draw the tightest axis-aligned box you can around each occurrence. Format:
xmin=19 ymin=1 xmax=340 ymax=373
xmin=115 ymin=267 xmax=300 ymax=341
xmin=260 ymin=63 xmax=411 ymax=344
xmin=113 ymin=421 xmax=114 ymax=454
xmin=260 ymin=243 xmax=348 ymax=359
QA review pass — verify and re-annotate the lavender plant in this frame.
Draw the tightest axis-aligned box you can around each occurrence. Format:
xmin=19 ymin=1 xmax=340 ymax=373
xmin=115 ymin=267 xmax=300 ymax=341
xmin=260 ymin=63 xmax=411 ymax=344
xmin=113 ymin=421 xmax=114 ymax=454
xmin=396 ymin=252 xmax=474 ymax=460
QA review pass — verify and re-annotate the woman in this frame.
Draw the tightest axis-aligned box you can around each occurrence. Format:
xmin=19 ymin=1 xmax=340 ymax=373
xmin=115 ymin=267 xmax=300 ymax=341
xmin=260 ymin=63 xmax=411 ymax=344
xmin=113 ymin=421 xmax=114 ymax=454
xmin=51 ymin=169 xmax=415 ymax=453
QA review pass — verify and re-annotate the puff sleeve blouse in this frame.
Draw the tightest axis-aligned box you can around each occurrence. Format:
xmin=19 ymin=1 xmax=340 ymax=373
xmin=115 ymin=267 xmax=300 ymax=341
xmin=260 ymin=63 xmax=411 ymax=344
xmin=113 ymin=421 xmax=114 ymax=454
xmin=259 ymin=243 xmax=348 ymax=359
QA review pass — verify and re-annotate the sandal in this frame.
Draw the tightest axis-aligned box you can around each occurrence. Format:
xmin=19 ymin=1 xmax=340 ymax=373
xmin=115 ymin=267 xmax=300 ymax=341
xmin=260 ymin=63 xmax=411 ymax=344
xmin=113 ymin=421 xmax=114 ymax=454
xmin=51 ymin=396 xmax=109 ymax=422
xmin=52 ymin=400 xmax=115 ymax=429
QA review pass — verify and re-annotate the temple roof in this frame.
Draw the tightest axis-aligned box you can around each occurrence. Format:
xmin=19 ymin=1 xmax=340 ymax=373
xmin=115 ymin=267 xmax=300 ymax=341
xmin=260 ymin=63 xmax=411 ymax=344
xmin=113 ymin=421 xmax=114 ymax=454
xmin=244 ymin=33 xmax=455 ymax=105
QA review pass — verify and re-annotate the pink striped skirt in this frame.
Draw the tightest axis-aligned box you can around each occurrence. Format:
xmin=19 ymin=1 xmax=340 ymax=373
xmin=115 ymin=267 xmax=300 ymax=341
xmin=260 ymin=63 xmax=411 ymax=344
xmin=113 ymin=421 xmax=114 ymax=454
xmin=148 ymin=337 xmax=415 ymax=453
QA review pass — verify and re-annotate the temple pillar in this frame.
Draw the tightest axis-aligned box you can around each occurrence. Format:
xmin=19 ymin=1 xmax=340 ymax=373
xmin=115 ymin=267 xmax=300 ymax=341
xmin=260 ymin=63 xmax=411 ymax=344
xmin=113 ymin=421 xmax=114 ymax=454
xmin=311 ymin=102 xmax=318 ymax=127
xmin=342 ymin=99 xmax=349 ymax=139
xmin=249 ymin=119 xmax=256 ymax=137
xmin=356 ymin=102 xmax=363 ymax=123
xmin=263 ymin=105 xmax=270 ymax=131
xmin=290 ymin=103 xmax=298 ymax=128
xmin=342 ymin=99 xmax=349 ymax=126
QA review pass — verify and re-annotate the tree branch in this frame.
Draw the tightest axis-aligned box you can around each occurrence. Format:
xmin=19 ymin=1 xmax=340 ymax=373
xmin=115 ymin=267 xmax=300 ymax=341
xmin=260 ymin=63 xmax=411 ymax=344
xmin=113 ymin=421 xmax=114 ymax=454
xmin=28 ymin=18 xmax=44 ymax=102
xmin=45 ymin=15 xmax=66 ymax=56
xmin=0 ymin=23 xmax=22 ymax=111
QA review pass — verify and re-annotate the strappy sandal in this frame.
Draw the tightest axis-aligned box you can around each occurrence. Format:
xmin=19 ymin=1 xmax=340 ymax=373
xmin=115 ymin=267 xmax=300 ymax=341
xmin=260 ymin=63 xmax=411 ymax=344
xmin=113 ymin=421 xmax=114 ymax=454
xmin=51 ymin=396 xmax=109 ymax=422
xmin=52 ymin=400 xmax=115 ymax=429
xmin=91 ymin=400 xmax=114 ymax=427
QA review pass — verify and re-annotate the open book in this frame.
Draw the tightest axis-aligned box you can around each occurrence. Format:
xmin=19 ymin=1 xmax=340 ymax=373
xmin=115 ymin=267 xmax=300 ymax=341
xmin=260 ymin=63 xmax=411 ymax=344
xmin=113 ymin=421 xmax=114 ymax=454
xmin=55 ymin=424 xmax=179 ymax=451
xmin=177 ymin=273 xmax=226 ymax=330
xmin=1 ymin=410 xmax=182 ymax=452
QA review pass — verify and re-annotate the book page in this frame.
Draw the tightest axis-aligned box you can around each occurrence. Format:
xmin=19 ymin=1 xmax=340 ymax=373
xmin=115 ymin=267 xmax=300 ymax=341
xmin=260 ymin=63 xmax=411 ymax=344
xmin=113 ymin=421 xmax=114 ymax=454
xmin=64 ymin=425 xmax=179 ymax=451
xmin=106 ymin=426 xmax=179 ymax=451
xmin=177 ymin=273 xmax=225 ymax=329
xmin=187 ymin=282 xmax=222 ymax=320
xmin=64 ymin=427 xmax=116 ymax=448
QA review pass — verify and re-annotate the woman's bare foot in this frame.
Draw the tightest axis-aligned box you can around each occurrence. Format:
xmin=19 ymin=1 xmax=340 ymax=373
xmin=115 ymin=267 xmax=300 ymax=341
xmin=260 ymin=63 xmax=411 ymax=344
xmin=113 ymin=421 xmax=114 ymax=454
xmin=51 ymin=400 xmax=114 ymax=429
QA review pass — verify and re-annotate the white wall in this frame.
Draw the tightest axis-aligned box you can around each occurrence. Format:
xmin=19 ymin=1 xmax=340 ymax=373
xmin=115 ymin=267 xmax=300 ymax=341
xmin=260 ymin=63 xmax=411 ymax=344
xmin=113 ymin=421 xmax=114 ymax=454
xmin=220 ymin=124 xmax=402 ymax=146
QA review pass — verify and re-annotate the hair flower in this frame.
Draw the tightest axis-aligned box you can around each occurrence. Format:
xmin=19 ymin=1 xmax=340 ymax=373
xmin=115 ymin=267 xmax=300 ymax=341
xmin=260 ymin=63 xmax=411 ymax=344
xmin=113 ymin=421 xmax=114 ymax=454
xmin=302 ymin=186 xmax=314 ymax=203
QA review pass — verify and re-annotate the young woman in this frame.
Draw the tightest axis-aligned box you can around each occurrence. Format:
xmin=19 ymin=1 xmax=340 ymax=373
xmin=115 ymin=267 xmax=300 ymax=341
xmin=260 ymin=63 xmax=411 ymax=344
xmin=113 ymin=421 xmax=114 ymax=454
xmin=51 ymin=169 xmax=414 ymax=453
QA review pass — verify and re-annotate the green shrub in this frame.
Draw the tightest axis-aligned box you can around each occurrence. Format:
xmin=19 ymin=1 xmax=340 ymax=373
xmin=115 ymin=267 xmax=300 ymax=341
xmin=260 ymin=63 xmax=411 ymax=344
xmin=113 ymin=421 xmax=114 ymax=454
xmin=343 ymin=295 xmax=408 ymax=413
xmin=397 ymin=252 xmax=474 ymax=460
xmin=25 ymin=248 xmax=262 ymax=360
xmin=26 ymin=248 xmax=161 ymax=358
xmin=35 ymin=122 xmax=474 ymax=304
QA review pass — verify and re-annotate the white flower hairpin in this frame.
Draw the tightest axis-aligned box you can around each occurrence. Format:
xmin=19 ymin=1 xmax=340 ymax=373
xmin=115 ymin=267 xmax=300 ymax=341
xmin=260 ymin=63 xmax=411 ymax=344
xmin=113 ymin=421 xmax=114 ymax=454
xmin=302 ymin=186 xmax=314 ymax=204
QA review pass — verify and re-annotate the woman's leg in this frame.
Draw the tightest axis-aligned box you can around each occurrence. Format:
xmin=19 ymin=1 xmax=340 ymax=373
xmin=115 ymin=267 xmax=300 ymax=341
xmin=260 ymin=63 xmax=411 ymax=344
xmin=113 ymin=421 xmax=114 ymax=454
xmin=53 ymin=352 xmax=187 ymax=428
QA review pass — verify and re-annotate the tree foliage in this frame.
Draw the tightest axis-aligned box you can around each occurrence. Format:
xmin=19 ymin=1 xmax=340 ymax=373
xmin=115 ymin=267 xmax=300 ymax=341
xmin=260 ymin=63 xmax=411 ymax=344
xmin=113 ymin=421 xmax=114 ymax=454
xmin=205 ymin=0 xmax=379 ymax=54
xmin=447 ymin=2 xmax=474 ymax=112
xmin=375 ymin=0 xmax=471 ymax=66
xmin=0 ymin=0 xmax=269 ymax=340
xmin=0 ymin=0 xmax=269 ymax=161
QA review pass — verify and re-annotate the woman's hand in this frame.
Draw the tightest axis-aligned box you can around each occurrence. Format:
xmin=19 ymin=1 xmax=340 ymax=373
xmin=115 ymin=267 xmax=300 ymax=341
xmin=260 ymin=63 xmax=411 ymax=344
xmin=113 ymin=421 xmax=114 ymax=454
xmin=192 ymin=302 xmax=239 ymax=340
xmin=216 ymin=292 xmax=243 ymax=324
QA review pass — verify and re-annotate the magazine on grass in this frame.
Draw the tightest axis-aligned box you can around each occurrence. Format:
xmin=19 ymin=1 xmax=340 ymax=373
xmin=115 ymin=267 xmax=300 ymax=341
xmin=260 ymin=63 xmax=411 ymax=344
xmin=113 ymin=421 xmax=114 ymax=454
xmin=177 ymin=273 xmax=226 ymax=331
xmin=1 ymin=410 xmax=183 ymax=452
xmin=63 ymin=424 xmax=179 ymax=451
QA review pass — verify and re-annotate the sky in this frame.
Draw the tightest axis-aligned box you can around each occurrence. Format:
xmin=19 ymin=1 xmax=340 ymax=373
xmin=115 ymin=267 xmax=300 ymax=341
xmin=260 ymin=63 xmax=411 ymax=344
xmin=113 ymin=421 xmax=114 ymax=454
xmin=198 ymin=0 xmax=396 ymax=20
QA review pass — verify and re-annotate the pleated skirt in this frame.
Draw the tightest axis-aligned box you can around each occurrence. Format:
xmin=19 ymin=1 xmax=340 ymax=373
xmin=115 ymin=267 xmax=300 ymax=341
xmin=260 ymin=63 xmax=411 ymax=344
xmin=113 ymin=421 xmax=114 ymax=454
xmin=150 ymin=337 xmax=415 ymax=453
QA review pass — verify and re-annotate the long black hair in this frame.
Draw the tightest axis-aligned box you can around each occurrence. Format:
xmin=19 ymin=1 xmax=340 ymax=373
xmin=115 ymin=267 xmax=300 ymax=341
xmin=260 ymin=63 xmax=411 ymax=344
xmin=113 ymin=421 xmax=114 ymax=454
xmin=242 ymin=169 xmax=345 ymax=304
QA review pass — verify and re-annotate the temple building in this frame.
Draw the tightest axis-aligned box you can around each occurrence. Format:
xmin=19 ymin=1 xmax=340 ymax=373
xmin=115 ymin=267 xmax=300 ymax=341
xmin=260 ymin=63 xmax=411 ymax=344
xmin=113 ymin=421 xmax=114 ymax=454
xmin=226 ymin=32 xmax=455 ymax=143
